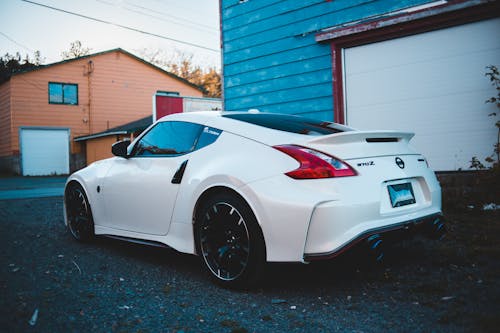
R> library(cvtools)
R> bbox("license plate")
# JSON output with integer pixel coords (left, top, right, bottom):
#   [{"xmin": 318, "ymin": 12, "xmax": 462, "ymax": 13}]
[{"xmin": 388, "ymin": 183, "xmax": 416, "ymax": 208}]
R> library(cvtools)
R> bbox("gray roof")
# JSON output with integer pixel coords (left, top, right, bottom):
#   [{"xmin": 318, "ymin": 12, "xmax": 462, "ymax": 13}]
[{"xmin": 75, "ymin": 115, "xmax": 152, "ymax": 141}]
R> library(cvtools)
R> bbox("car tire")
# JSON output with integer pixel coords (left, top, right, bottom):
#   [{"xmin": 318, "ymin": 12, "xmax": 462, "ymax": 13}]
[
  {"xmin": 65, "ymin": 182, "xmax": 95, "ymax": 242},
  {"xmin": 194, "ymin": 192, "xmax": 265, "ymax": 289}
]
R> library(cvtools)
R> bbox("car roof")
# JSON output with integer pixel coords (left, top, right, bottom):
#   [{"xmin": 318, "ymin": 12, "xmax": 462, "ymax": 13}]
[{"xmin": 157, "ymin": 111, "xmax": 353, "ymax": 146}]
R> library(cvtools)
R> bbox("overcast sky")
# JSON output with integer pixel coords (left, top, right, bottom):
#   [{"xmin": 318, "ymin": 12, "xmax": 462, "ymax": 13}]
[{"xmin": 0, "ymin": 0, "xmax": 221, "ymax": 69}]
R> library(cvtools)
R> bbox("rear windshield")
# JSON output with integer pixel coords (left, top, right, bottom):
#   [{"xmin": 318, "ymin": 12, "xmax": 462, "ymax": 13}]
[{"xmin": 223, "ymin": 113, "xmax": 350, "ymax": 136}]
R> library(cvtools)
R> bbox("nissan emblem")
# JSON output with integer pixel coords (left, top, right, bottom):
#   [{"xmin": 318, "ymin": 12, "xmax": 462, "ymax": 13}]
[{"xmin": 395, "ymin": 157, "xmax": 405, "ymax": 169}]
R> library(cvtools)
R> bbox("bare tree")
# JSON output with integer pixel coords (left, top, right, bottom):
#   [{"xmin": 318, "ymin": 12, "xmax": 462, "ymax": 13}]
[
  {"xmin": 138, "ymin": 48, "xmax": 221, "ymax": 98},
  {"xmin": 61, "ymin": 41, "xmax": 92, "ymax": 60}
]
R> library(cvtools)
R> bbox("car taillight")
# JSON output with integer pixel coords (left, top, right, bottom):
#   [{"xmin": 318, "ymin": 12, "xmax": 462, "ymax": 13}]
[{"xmin": 273, "ymin": 145, "xmax": 357, "ymax": 179}]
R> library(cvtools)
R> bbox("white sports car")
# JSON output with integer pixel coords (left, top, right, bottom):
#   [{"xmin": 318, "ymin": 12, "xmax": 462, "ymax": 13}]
[{"xmin": 64, "ymin": 111, "xmax": 445, "ymax": 288}]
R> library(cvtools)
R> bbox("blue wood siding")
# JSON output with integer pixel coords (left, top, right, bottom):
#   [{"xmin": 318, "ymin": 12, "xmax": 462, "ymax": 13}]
[{"xmin": 221, "ymin": 0, "xmax": 436, "ymax": 120}]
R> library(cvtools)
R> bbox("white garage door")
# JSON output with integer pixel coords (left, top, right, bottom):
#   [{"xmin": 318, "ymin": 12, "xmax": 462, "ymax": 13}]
[
  {"xmin": 20, "ymin": 128, "xmax": 70, "ymax": 176},
  {"xmin": 343, "ymin": 18, "xmax": 500, "ymax": 171}
]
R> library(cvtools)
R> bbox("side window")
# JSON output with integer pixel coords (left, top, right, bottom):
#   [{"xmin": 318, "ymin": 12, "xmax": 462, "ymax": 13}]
[
  {"xmin": 133, "ymin": 121, "xmax": 203, "ymax": 157},
  {"xmin": 195, "ymin": 127, "xmax": 222, "ymax": 150}
]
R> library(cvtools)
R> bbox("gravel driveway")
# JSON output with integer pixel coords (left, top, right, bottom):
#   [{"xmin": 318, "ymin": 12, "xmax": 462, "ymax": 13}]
[{"xmin": 0, "ymin": 195, "xmax": 498, "ymax": 332}]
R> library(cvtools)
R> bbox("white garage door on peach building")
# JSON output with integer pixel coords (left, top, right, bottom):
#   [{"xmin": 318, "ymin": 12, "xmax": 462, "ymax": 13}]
[{"xmin": 20, "ymin": 128, "xmax": 70, "ymax": 176}]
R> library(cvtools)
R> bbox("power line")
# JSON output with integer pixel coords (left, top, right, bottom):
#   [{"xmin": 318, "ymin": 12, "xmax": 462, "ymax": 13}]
[
  {"xmin": 124, "ymin": 1, "xmax": 218, "ymax": 32},
  {"xmin": 94, "ymin": 0, "xmax": 218, "ymax": 34},
  {"xmin": 20, "ymin": 0, "xmax": 220, "ymax": 53},
  {"xmin": 0, "ymin": 31, "xmax": 58, "ymax": 63},
  {"xmin": 148, "ymin": 0, "xmax": 209, "ymax": 18},
  {"xmin": 0, "ymin": 31, "xmax": 34, "ymax": 53}
]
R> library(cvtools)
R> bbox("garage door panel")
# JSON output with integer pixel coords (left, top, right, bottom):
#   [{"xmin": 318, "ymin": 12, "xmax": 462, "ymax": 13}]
[
  {"xmin": 348, "ymin": 89, "xmax": 497, "ymax": 171},
  {"xmin": 344, "ymin": 18, "xmax": 500, "ymax": 171},
  {"xmin": 21, "ymin": 129, "xmax": 70, "ymax": 176},
  {"xmin": 345, "ymin": 19, "xmax": 500, "ymax": 74},
  {"xmin": 346, "ymin": 51, "xmax": 499, "ymax": 109}
]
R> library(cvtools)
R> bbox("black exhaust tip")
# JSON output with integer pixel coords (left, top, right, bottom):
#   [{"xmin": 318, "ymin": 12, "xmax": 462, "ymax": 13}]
[
  {"xmin": 366, "ymin": 234, "xmax": 384, "ymax": 262},
  {"xmin": 426, "ymin": 217, "xmax": 446, "ymax": 240}
]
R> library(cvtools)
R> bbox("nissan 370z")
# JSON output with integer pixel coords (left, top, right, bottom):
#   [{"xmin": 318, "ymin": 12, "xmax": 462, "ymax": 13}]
[{"xmin": 64, "ymin": 111, "xmax": 445, "ymax": 288}]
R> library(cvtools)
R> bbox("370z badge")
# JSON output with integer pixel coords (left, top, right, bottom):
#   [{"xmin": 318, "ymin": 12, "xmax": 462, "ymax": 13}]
[{"xmin": 357, "ymin": 161, "xmax": 375, "ymax": 167}]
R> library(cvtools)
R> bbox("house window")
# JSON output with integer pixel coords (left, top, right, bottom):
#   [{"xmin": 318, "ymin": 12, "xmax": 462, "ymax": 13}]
[{"xmin": 49, "ymin": 82, "xmax": 78, "ymax": 105}]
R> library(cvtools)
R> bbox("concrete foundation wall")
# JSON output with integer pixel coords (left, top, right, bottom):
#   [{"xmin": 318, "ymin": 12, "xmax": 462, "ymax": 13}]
[
  {"xmin": 437, "ymin": 171, "xmax": 500, "ymax": 209},
  {"xmin": 0, "ymin": 155, "xmax": 20, "ymax": 175}
]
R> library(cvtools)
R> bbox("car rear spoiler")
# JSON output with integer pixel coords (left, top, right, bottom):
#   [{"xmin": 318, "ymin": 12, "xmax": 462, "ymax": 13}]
[{"xmin": 305, "ymin": 131, "xmax": 415, "ymax": 145}]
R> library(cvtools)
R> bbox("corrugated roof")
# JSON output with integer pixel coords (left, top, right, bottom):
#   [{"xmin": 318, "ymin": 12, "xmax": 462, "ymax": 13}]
[{"xmin": 75, "ymin": 115, "xmax": 152, "ymax": 141}]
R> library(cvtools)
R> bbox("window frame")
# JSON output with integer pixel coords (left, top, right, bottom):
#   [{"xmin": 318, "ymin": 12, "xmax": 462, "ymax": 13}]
[{"xmin": 48, "ymin": 82, "xmax": 79, "ymax": 105}]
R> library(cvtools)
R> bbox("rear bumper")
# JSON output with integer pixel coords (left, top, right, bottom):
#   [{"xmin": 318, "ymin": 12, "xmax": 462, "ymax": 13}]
[
  {"xmin": 241, "ymin": 165, "xmax": 442, "ymax": 262},
  {"xmin": 304, "ymin": 212, "xmax": 444, "ymax": 261}
]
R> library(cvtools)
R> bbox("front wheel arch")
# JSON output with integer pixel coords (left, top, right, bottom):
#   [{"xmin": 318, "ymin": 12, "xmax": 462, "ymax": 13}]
[
  {"xmin": 193, "ymin": 187, "xmax": 266, "ymax": 288},
  {"xmin": 64, "ymin": 180, "xmax": 95, "ymax": 242},
  {"xmin": 193, "ymin": 187, "xmax": 266, "ymax": 252}
]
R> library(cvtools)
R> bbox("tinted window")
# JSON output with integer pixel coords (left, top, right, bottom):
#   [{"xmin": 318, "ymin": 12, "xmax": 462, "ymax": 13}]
[
  {"xmin": 133, "ymin": 121, "xmax": 203, "ymax": 157},
  {"xmin": 223, "ymin": 113, "xmax": 349, "ymax": 135},
  {"xmin": 195, "ymin": 127, "xmax": 222, "ymax": 150}
]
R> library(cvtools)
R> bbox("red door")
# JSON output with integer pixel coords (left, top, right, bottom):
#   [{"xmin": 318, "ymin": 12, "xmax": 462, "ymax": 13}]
[{"xmin": 155, "ymin": 95, "xmax": 183, "ymax": 120}]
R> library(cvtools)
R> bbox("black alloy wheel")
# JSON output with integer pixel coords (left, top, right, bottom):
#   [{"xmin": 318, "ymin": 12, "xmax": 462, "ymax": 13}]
[
  {"xmin": 195, "ymin": 192, "xmax": 265, "ymax": 288},
  {"xmin": 65, "ymin": 182, "xmax": 95, "ymax": 241}
]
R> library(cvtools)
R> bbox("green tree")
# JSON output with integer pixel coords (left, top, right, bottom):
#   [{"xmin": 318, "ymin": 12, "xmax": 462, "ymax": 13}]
[{"xmin": 0, "ymin": 51, "xmax": 43, "ymax": 84}]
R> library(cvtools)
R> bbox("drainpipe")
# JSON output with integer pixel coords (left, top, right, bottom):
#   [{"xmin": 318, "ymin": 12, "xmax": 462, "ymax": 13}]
[{"xmin": 86, "ymin": 60, "xmax": 94, "ymax": 134}]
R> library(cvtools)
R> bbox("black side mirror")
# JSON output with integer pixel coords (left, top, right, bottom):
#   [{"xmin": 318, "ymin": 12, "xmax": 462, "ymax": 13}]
[{"xmin": 112, "ymin": 140, "xmax": 130, "ymax": 158}]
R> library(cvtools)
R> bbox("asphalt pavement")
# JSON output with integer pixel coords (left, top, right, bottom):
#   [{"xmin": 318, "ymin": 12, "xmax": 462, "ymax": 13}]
[
  {"xmin": 0, "ymin": 177, "xmax": 498, "ymax": 332},
  {"xmin": 0, "ymin": 176, "xmax": 66, "ymax": 200}
]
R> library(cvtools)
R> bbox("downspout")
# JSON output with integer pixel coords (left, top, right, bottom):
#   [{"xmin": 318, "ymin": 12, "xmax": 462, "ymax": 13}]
[
  {"xmin": 86, "ymin": 60, "xmax": 94, "ymax": 134},
  {"xmin": 219, "ymin": 0, "xmax": 225, "ymax": 109}
]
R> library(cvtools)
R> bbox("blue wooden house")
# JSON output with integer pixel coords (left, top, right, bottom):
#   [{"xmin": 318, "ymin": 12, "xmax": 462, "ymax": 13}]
[{"xmin": 220, "ymin": 0, "xmax": 500, "ymax": 171}]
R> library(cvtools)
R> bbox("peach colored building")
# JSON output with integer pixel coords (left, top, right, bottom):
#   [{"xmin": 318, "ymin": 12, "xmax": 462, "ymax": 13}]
[
  {"xmin": 75, "ymin": 115, "xmax": 152, "ymax": 165},
  {"xmin": 0, "ymin": 49, "xmax": 203, "ymax": 175}
]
